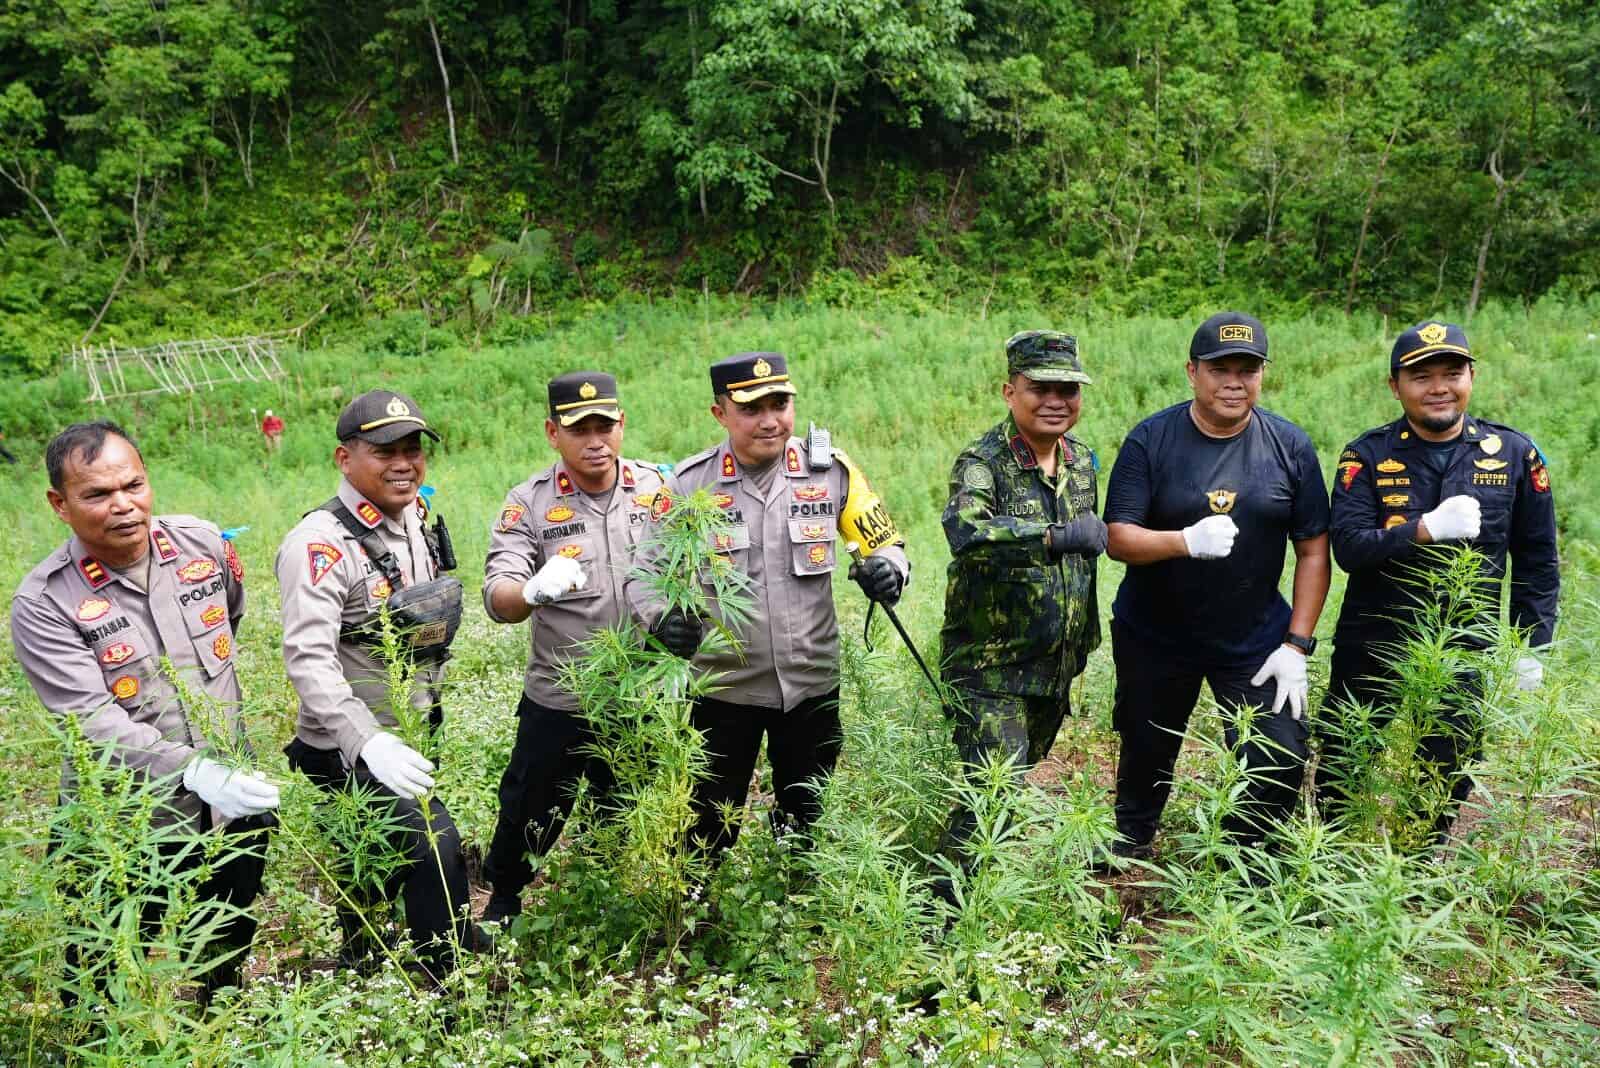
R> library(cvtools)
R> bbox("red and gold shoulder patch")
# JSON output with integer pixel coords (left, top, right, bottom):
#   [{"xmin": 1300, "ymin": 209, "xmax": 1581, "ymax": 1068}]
[
  {"xmin": 177, "ymin": 558, "xmax": 217, "ymax": 583},
  {"xmin": 111, "ymin": 675, "xmax": 139, "ymax": 701},
  {"xmin": 307, "ymin": 542, "xmax": 342, "ymax": 585},
  {"xmin": 355, "ymin": 501, "xmax": 383, "ymax": 527},
  {"xmin": 556, "ymin": 471, "xmax": 575, "ymax": 495},
  {"xmin": 101, "ymin": 642, "xmax": 136, "ymax": 666},
  {"xmin": 721, "ymin": 453, "xmax": 738, "ymax": 479},
  {"xmin": 793, "ymin": 484, "xmax": 828, "ymax": 502},
  {"xmin": 151, "ymin": 528, "xmax": 178, "ymax": 561},
  {"xmin": 807, "ymin": 544, "xmax": 829, "ymax": 566},
  {"xmin": 76, "ymin": 597, "xmax": 111, "ymax": 622},
  {"xmin": 556, "ymin": 543, "xmax": 584, "ymax": 559},
  {"xmin": 786, "ymin": 446, "xmax": 802, "ymax": 473},
  {"xmin": 1531, "ymin": 464, "xmax": 1551, "ymax": 493},
  {"xmin": 545, "ymin": 504, "xmax": 575, "ymax": 523},
  {"xmin": 212, "ymin": 633, "xmax": 232, "ymax": 661},
  {"xmin": 199, "ymin": 605, "xmax": 227, "ymax": 629},
  {"xmin": 1337, "ymin": 460, "xmax": 1363, "ymax": 491},
  {"xmin": 224, "ymin": 540, "xmax": 244, "ymax": 583},
  {"xmin": 79, "ymin": 557, "xmax": 110, "ymax": 589},
  {"xmin": 498, "ymin": 504, "xmax": 526, "ymax": 532}
]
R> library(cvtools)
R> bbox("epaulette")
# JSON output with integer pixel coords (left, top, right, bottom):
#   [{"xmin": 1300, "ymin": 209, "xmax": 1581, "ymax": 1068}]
[
  {"xmin": 674, "ymin": 444, "xmax": 721, "ymax": 473},
  {"xmin": 527, "ymin": 468, "xmax": 554, "ymax": 487}
]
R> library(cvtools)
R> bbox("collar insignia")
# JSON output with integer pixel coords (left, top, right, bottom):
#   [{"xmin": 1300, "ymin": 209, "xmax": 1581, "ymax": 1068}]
[
  {"xmin": 622, "ymin": 465, "xmax": 636, "ymax": 489},
  {"xmin": 555, "ymin": 471, "xmax": 575, "ymax": 495},
  {"xmin": 354, "ymin": 501, "xmax": 382, "ymax": 528},
  {"xmin": 79, "ymin": 556, "xmax": 111, "ymax": 589},
  {"xmin": 786, "ymin": 446, "xmax": 801, "ymax": 474},
  {"xmin": 151, "ymin": 529, "xmax": 178, "ymax": 561},
  {"xmin": 721, "ymin": 452, "xmax": 738, "ymax": 479}
]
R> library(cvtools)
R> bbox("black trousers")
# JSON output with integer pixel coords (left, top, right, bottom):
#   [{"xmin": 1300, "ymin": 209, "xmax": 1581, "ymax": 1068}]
[
  {"xmin": 1111, "ymin": 621, "xmax": 1309, "ymax": 848},
  {"xmin": 60, "ymin": 809, "xmax": 272, "ymax": 1005},
  {"xmin": 1315, "ymin": 640, "xmax": 1484, "ymax": 842},
  {"xmin": 482, "ymin": 694, "xmax": 618, "ymax": 896},
  {"xmin": 688, "ymin": 688, "xmax": 842, "ymax": 861},
  {"xmin": 286, "ymin": 739, "xmax": 471, "ymax": 972}
]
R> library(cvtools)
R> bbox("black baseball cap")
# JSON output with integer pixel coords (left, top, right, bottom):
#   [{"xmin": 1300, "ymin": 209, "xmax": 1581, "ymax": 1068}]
[
  {"xmin": 336, "ymin": 390, "xmax": 440, "ymax": 443},
  {"xmin": 710, "ymin": 352, "xmax": 797, "ymax": 402},
  {"xmin": 548, "ymin": 370, "xmax": 622, "ymax": 427},
  {"xmin": 1190, "ymin": 311, "xmax": 1270, "ymax": 362},
  {"xmin": 1390, "ymin": 321, "xmax": 1473, "ymax": 375}
]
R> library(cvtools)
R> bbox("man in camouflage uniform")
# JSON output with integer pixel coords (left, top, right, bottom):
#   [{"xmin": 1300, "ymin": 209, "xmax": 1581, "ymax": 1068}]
[
  {"xmin": 934, "ymin": 332, "xmax": 1107, "ymax": 895},
  {"xmin": 626, "ymin": 352, "xmax": 911, "ymax": 864},
  {"xmin": 11, "ymin": 421, "xmax": 277, "ymax": 1002},
  {"xmin": 479, "ymin": 371, "xmax": 666, "ymax": 926}
]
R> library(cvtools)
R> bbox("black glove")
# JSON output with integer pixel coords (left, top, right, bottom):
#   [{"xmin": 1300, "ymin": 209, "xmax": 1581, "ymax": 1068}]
[
  {"xmin": 849, "ymin": 553, "xmax": 904, "ymax": 606},
  {"xmin": 1045, "ymin": 515, "xmax": 1108, "ymax": 560},
  {"xmin": 651, "ymin": 608, "xmax": 702, "ymax": 659}
]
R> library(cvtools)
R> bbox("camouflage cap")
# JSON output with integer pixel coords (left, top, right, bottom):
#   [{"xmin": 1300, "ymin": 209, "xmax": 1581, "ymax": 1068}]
[{"xmin": 1005, "ymin": 330, "xmax": 1091, "ymax": 384}]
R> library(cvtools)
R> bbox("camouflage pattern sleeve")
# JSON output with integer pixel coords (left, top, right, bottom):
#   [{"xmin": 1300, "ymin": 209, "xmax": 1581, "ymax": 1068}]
[{"xmin": 942, "ymin": 453, "xmax": 1049, "ymax": 558}]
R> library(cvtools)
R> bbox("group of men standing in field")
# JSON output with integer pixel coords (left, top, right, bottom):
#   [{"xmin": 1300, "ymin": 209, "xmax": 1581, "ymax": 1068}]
[{"xmin": 10, "ymin": 313, "xmax": 1560, "ymax": 1003}]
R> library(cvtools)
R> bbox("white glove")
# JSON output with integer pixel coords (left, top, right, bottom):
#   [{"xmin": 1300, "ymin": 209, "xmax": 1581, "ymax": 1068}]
[
  {"xmin": 1250, "ymin": 645, "xmax": 1309, "ymax": 720},
  {"xmin": 522, "ymin": 555, "xmax": 587, "ymax": 605},
  {"xmin": 1513, "ymin": 655, "xmax": 1543, "ymax": 692},
  {"xmin": 359, "ymin": 731, "xmax": 435, "ymax": 799},
  {"xmin": 183, "ymin": 757, "xmax": 281, "ymax": 820},
  {"xmin": 1421, "ymin": 495, "xmax": 1480, "ymax": 541},
  {"xmin": 1181, "ymin": 515, "xmax": 1238, "ymax": 559}
]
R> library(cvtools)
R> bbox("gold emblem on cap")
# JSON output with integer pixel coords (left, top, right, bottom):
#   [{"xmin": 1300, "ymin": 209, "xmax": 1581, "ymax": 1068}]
[
  {"xmin": 1218, "ymin": 324, "xmax": 1254, "ymax": 343},
  {"xmin": 579, "ymin": 381, "xmax": 598, "ymax": 400},
  {"xmin": 752, "ymin": 358, "xmax": 772, "ymax": 378},
  {"xmin": 1418, "ymin": 322, "xmax": 1448, "ymax": 345},
  {"xmin": 1480, "ymin": 434, "xmax": 1502, "ymax": 456},
  {"xmin": 386, "ymin": 396, "xmax": 411, "ymax": 417}
]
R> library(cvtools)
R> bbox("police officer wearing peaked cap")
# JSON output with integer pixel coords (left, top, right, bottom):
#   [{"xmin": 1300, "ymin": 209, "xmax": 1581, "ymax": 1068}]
[
  {"xmin": 10, "ymin": 420, "xmax": 276, "ymax": 1003},
  {"xmin": 478, "ymin": 371, "xmax": 667, "ymax": 926},
  {"xmin": 1103, "ymin": 312, "xmax": 1332, "ymax": 861},
  {"xmin": 933, "ymin": 330, "xmax": 1106, "ymax": 901},
  {"xmin": 1316, "ymin": 321, "xmax": 1559, "ymax": 842},
  {"xmin": 626, "ymin": 351, "xmax": 911, "ymax": 864},
  {"xmin": 277, "ymin": 389, "xmax": 485, "ymax": 981}
]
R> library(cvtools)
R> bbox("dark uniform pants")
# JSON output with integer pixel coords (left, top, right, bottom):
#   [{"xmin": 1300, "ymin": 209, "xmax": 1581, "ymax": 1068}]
[
  {"xmin": 1315, "ymin": 641, "xmax": 1484, "ymax": 843},
  {"xmin": 937, "ymin": 687, "xmax": 1071, "ymax": 869},
  {"xmin": 688, "ymin": 689, "xmax": 842, "ymax": 860},
  {"xmin": 60, "ymin": 809, "xmax": 272, "ymax": 1005},
  {"xmin": 482, "ymin": 694, "xmax": 618, "ymax": 896},
  {"xmin": 1111, "ymin": 621, "xmax": 1309, "ymax": 848},
  {"xmin": 286, "ymin": 739, "xmax": 471, "ymax": 973}
]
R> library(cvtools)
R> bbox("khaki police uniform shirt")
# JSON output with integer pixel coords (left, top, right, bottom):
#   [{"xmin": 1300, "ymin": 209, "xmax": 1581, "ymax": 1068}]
[
  {"xmin": 10, "ymin": 516, "xmax": 247, "ymax": 823},
  {"xmin": 626, "ymin": 436, "xmax": 910, "ymax": 710},
  {"xmin": 483, "ymin": 458, "xmax": 665, "ymax": 709},
  {"xmin": 276, "ymin": 478, "xmax": 443, "ymax": 767}
]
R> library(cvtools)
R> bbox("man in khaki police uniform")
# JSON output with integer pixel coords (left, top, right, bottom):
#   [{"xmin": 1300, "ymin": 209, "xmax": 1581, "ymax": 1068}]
[
  {"xmin": 479, "ymin": 371, "xmax": 666, "ymax": 926},
  {"xmin": 277, "ymin": 390, "xmax": 478, "ymax": 978},
  {"xmin": 627, "ymin": 352, "xmax": 911, "ymax": 863},
  {"xmin": 12, "ymin": 420, "xmax": 278, "ymax": 1002}
]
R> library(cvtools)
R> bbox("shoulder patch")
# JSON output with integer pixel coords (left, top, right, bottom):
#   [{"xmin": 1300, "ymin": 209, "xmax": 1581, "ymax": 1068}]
[
  {"xmin": 962, "ymin": 463, "xmax": 995, "ymax": 492},
  {"xmin": 1337, "ymin": 459, "xmax": 1364, "ymax": 491},
  {"xmin": 224, "ymin": 540, "xmax": 244, "ymax": 583},
  {"xmin": 307, "ymin": 542, "xmax": 343, "ymax": 585},
  {"xmin": 1339, "ymin": 448, "xmax": 1361, "ymax": 462},
  {"xmin": 499, "ymin": 504, "xmax": 527, "ymax": 531}
]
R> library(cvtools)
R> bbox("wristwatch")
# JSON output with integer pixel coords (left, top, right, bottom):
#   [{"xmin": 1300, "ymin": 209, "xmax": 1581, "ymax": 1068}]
[{"xmin": 1283, "ymin": 632, "xmax": 1317, "ymax": 655}]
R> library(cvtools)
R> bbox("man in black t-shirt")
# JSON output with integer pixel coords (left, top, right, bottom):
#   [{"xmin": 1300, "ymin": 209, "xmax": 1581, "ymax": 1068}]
[{"xmin": 1103, "ymin": 312, "xmax": 1332, "ymax": 860}]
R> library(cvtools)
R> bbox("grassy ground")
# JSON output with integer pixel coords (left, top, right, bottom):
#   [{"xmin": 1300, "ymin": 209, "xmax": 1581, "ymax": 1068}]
[{"xmin": 1, "ymin": 299, "xmax": 1597, "ymax": 1065}]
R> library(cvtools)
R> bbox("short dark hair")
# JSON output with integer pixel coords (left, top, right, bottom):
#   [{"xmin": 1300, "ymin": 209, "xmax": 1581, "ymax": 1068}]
[{"xmin": 45, "ymin": 421, "xmax": 142, "ymax": 491}]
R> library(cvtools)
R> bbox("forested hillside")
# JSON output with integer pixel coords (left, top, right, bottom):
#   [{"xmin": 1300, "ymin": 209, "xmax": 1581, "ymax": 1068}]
[{"xmin": 3, "ymin": 0, "xmax": 1598, "ymax": 370}]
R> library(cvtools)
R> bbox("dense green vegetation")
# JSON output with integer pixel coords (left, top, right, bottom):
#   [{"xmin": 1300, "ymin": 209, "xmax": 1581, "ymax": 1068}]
[
  {"xmin": 4, "ymin": 1, "xmax": 1600, "ymax": 369},
  {"xmin": 1, "ymin": 304, "xmax": 1596, "ymax": 1064}
]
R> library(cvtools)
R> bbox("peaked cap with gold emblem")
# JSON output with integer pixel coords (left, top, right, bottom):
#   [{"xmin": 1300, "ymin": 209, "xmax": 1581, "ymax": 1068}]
[
  {"xmin": 548, "ymin": 370, "xmax": 622, "ymax": 427},
  {"xmin": 711, "ymin": 351, "xmax": 797, "ymax": 403},
  {"xmin": 1390, "ymin": 320, "xmax": 1473, "ymax": 374},
  {"xmin": 336, "ymin": 389, "xmax": 440, "ymax": 443}
]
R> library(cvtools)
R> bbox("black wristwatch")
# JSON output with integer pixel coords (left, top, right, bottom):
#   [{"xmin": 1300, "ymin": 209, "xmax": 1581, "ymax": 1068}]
[{"xmin": 1283, "ymin": 632, "xmax": 1317, "ymax": 655}]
